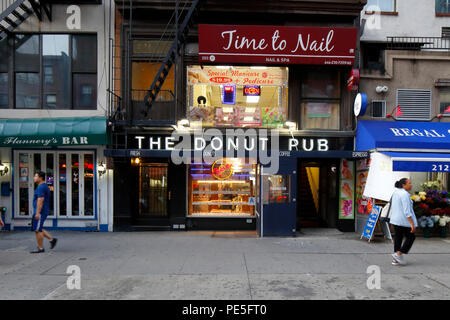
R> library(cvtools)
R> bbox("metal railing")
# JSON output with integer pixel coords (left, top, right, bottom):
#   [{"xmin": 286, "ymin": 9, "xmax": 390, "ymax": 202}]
[
  {"xmin": 132, "ymin": 89, "xmax": 174, "ymax": 102},
  {"xmin": 107, "ymin": 89, "xmax": 124, "ymax": 121},
  {"xmin": 387, "ymin": 37, "xmax": 450, "ymax": 51}
]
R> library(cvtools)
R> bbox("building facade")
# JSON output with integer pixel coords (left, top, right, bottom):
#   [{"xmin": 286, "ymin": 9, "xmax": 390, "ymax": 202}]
[
  {"xmin": 0, "ymin": 0, "xmax": 115, "ymax": 231},
  {"xmin": 107, "ymin": 0, "xmax": 368, "ymax": 235},
  {"xmin": 355, "ymin": 0, "xmax": 450, "ymax": 234}
]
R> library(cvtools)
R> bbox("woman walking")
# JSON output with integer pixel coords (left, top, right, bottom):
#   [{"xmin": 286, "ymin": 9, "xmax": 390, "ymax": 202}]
[{"xmin": 390, "ymin": 178, "xmax": 418, "ymax": 266}]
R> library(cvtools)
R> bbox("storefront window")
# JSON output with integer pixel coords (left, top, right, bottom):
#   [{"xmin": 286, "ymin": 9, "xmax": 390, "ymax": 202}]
[
  {"xmin": 300, "ymin": 69, "xmax": 340, "ymax": 130},
  {"xmin": 187, "ymin": 66, "xmax": 288, "ymax": 128},
  {"xmin": 188, "ymin": 158, "xmax": 257, "ymax": 217}
]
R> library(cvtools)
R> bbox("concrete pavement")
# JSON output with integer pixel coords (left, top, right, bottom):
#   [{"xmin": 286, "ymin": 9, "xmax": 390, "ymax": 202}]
[{"xmin": 1, "ymin": 229, "xmax": 450, "ymax": 300}]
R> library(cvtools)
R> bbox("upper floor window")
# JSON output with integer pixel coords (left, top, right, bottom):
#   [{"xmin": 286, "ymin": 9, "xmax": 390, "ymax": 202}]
[
  {"xmin": 0, "ymin": 34, "xmax": 97, "ymax": 110},
  {"xmin": 300, "ymin": 69, "xmax": 341, "ymax": 130},
  {"xmin": 364, "ymin": 0, "xmax": 396, "ymax": 13},
  {"xmin": 436, "ymin": 0, "xmax": 450, "ymax": 14}
]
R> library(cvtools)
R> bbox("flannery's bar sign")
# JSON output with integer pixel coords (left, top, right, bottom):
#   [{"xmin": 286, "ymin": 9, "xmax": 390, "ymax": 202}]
[
  {"xmin": 1, "ymin": 136, "xmax": 90, "ymax": 146},
  {"xmin": 199, "ymin": 24, "xmax": 358, "ymax": 65}
]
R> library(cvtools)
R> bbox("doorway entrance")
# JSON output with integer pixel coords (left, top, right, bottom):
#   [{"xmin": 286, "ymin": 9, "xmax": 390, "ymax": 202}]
[
  {"xmin": 14, "ymin": 150, "xmax": 95, "ymax": 218},
  {"xmin": 297, "ymin": 159, "xmax": 339, "ymax": 229},
  {"xmin": 132, "ymin": 162, "xmax": 171, "ymax": 229}
]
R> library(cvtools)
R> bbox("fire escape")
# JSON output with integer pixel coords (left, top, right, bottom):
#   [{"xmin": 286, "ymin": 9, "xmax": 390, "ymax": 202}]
[
  {"xmin": 0, "ymin": 0, "xmax": 52, "ymax": 41},
  {"xmin": 108, "ymin": 0, "xmax": 205, "ymax": 129}
]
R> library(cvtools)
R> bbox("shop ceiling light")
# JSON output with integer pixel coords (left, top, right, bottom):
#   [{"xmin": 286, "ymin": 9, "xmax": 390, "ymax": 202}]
[{"xmin": 246, "ymin": 96, "xmax": 260, "ymax": 104}]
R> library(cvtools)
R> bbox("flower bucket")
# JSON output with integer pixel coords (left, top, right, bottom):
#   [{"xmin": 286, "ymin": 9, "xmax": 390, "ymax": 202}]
[
  {"xmin": 440, "ymin": 226, "xmax": 448, "ymax": 238},
  {"xmin": 423, "ymin": 227, "xmax": 432, "ymax": 238}
]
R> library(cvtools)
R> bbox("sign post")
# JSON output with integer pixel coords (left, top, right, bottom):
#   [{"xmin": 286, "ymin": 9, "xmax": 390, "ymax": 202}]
[{"xmin": 361, "ymin": 205, "xmax": 382, "ymax": 242}]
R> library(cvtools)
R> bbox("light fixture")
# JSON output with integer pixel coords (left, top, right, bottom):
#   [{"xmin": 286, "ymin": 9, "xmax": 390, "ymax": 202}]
[
  {"xmin": 284, "ymin": 121, "xmax": 297, "ymax": 130},
  {"xmin": 131, "ymin": 157, "xmax": 141, "ymax": 165},
  {"xmin": 97, "ymin": 162, "xmax": 106, "ymax": 176},
  {"xmin": 177, "ymin": 119, "xmax": 190, "ymax": 128},
  {"xmin": 246, "ymin": 96, "xmax": 260, "ymax": 103},
  {"xmin": 0, "ymin": 162, "xmax": 8, "ymax": 176}
]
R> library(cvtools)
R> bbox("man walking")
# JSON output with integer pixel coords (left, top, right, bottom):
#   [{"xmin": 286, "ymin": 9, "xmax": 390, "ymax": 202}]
[{"xmin": 30, "ymin": 171, "xmax": 57, "ymax": 253}]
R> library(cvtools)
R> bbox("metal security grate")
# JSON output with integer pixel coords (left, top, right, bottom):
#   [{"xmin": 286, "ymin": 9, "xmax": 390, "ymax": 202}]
[
  {"xmin": 396, "ymin": 89, "xmax": 432, "ymax": 120},
  {"xmin": 371, "ymin": 100, "xmax": 386, "ymax": 118}
]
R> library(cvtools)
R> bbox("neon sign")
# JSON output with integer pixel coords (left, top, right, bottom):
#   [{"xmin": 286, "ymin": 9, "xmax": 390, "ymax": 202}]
[
  {"xmin": 211, "ymin": 159, "xmax": 234, "ymax": 180},
  {"xmin": 243, "ymin": 85, "xmax": 261, "ymax": 96},
  {"xmin": 222, "ymin": 85, "xmax": 236, "ymax": 105}
]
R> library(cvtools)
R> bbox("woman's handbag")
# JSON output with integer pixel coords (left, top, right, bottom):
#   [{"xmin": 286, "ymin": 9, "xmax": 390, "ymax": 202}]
[{"xmin": 380, "ymin": 197, "xmax": 393, "ymax": 223}]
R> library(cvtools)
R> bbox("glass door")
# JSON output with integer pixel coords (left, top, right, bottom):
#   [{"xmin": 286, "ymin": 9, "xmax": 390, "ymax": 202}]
[
  {"xmin": 56, "ymin": 151, "xmax": 95, "ymax": 217},
  {"xmin": 138, "ymin": 164, "xmax": 168, "ymax": 217},
  {"xmin": 15, "ymin": 150, "xmax": 94, "ymax": 218},
  {"xmin": 15, "ymin": 151, "xmax": 56, "ymax": 217}
]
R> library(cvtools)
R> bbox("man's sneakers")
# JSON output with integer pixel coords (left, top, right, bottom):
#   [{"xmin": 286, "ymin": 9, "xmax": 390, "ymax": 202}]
[
  {"xmin": 392, "ymin": 253, "xmax": 407, "ymax": 266},
  {"xmin": 50, "ymin": 238, "xmax": 58, "ymax": 249},
  {"xmin": 30, "ymin": 248, "xmax": 45, "ymax": 254},
  {"xmin": 392, "ymin": 259, "xmax": 399, "ymax": 266}
]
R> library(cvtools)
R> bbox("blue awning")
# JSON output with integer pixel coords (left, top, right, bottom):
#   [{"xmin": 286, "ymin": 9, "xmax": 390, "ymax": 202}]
[
  {"xmin": 356, "ymin": 120, "xmax": 450, "ymax": 151},
  {"xmin": 382, "ymin": 152, "xmax": 450, "ymax": 172}
]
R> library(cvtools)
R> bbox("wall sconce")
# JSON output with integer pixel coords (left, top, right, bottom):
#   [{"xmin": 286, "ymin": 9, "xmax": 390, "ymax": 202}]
[
  {"xmin": 284, "ymin": 121, "xmax": 296, "ymax": 131},
  {"xmin": 0, "ymin": 162, "xmax": 8, "ymax": 176},
  {"xmin": 131, "ymin": 157, "xmax": 141, "ymax": 166},
  {"xmin": 97, "ymin": 162, "xmax": 106, "ymax": 176}
]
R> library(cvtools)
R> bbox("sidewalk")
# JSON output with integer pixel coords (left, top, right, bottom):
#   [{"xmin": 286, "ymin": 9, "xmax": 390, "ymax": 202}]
[{"xmin": 1, "ymin": 230, "xmax": 450, "ymax": 300}]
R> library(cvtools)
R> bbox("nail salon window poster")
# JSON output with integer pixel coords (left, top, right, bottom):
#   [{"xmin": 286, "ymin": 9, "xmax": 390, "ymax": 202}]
[{"xmin": 339, "ymin": 159, "xmax": 355, "ymax": 220}]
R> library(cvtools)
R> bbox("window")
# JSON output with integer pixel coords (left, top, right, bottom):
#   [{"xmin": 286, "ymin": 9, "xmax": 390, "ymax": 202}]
[
  {"xmin": 0, "ymin": 34, "xmax": 97, "ymax": 109},
  {"xmin": 436, "ymin": 0, "xmax": 450, "ymax": 14},
  {"xmin": 396, "ymin": 89, "xmax": 432, "ymax": 120},
  {"xmin": 364, "ymin": 0, "xmax": 396, "ymax": 12},
  {"xmin": 73, "ymin": 74, "xmax": 96, "ymax": 109},
  {"xmin": 43, "ymin": 35, "xmax": 70, "ymax": 109},
  {"xmin": 439, "ymin": 91, "xmax": 450, "ymax": 115},
  {"xmin": 0, "ymin": 39, "xmax": 8, "ymax": 108},
  {"xmin": 0, "ymin": 73, "xmax": 7, "ymax": 108},
  {"xmin": 186, "ymin": 65, "xmax": 288, "ymax": 128},
  {"xmin": 46, "ymin": 95, "xmax": 57, "ymax": 108},
  {"xmin": 361, "ymin": 43, "xmax": 386, "ymax": 75},
  {"xmin": 188, "ymin": 158, "xmax": 257, "ymax": 217},
  {"xmin": 443, "ymin": 27, "xmax": 450, "ymax": 38},
  {"xmin": 371, "ymin": 100, "xmax": 386, "ymax": 118},
  {"xmin": 300, "ymin": 69, "xmax": 340, "ymax": 130}
]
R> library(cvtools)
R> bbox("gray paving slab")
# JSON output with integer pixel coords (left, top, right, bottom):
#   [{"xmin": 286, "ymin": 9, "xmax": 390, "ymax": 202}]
[
  {"xmin": 1, "ymin": 230, "xmax": 450, "ymax": 300},
  {"xmin": 44, "ymin": 275, "xmax": 252, "ymax": 300}
]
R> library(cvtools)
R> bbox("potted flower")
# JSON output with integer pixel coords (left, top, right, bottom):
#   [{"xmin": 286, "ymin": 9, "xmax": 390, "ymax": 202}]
[
  {"xmin": 418, "ymin": 216, "xmax": 434, "ymax": 238},
  {"xmin": 437, "ymin": 215, "xmax": 450, "ymax": 238}
]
